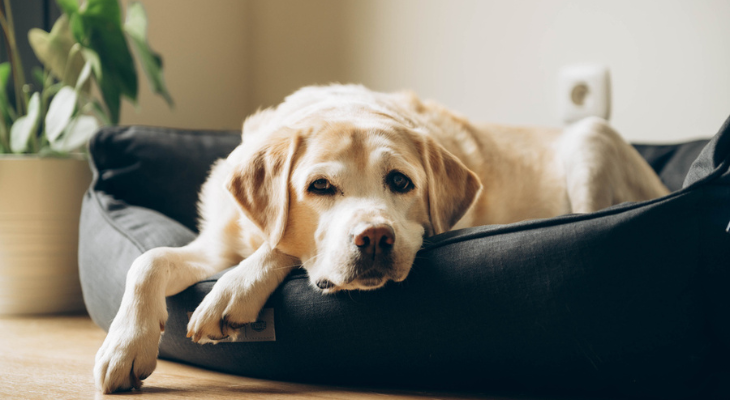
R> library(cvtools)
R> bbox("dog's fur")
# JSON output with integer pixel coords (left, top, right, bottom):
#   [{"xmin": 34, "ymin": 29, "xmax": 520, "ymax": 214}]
[{"xmin": 94, "ymin": 84, "xmax": 669, "ymax": 393}]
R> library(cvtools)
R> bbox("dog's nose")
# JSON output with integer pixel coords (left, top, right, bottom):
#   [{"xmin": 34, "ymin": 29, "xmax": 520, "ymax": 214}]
[{"xmin": 352, "ymin": 224, "xmax": 395, "ymax": 254}]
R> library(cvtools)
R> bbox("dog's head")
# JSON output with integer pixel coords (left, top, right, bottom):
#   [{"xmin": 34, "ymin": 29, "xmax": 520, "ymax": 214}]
[{"xmin": 227, "ymin": 85, "xmax": 481, "ymax": 292}]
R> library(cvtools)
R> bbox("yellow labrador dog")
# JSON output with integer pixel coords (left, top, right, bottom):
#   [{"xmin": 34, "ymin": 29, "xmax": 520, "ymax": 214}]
[{"xmin": 94, "ymin": 84, "xmax": 669, "ymax": 393}]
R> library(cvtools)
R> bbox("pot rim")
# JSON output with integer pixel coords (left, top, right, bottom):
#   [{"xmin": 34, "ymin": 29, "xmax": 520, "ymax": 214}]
[{"xmin": 0, "ymin": 153, "xmax": 88, "ymax": 161}]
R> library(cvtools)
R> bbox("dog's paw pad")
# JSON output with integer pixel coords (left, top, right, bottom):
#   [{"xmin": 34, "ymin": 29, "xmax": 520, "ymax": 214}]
[{"xmin": 94, "ymin": 318, "xmax": 161, "ymax": 393}]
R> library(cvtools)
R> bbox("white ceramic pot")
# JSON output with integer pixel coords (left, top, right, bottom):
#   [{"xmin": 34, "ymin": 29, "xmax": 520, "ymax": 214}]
[{"xmin": 0, "ymin": 156, "xmax": 92, "ymax": 315}]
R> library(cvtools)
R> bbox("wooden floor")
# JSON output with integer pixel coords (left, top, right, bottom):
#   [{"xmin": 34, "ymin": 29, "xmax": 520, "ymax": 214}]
[{"xmin": 0, "ymin": 315, "xmax": 528, "ymax": 400}]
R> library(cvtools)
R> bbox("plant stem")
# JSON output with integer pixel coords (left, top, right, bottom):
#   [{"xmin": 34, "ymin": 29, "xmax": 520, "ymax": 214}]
[
  {"xmin": 1, "ymin": 0, "xmax": 27, "ymax": 116},
  {"xmin": 0, "ymin": 11, "xmax": 8, "ymax": 45},
  {"xmin": 63, "ymin": 44, "xmax": 81, "ymax": 85}
]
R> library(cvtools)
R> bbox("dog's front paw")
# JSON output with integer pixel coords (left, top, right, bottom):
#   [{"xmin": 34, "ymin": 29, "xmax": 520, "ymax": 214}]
[
  {"xmin": 186, "ymin": 277, "xmax": 262, "ymax": 344},
  {"xmin": 94, "ymin": 315, "xmax": 163, "ymax": 393}
]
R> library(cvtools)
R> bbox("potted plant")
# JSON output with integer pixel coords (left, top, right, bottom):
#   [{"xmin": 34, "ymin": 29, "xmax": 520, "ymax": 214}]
[{"xmin": 0, "ymin": 0, "xmax": 172, "ymax": 314}]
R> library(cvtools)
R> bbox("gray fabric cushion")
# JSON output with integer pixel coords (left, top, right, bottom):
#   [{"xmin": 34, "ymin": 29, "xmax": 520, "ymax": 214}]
[{"xmin": 79, "ymin": 121, "xmax": 730, "ymax": 399}]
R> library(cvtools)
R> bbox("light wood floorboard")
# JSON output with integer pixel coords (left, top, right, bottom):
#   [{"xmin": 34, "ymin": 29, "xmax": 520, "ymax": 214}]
[{"xmin": 0, "ymin": 315, "xmax": 525, "ymax": 400}]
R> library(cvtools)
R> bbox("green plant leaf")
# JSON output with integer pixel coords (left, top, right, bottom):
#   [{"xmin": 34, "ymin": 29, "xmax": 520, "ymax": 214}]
[
  {"xmin": 0, "ymin": 62, "xmax": 13, "ymax": 112},
  {"xmin": 0, "ymin": 117, "xmax": 7, "ymax": 152},
  {"xmin": 90, "ymin": 50, "xmax": 122, "ymax": 124},
  {"xmin": 31, "ymin": 67, "xmax": 45, "ymax": 88},
  {"xmin": 45, "ymin": 86, "xmax": 77, "ymax": 142},
  {"xmin": 28, "ymin": 15, "xmax": 86, "ymax": 88},
  {"xmin": 124, "ymin": 2, "xmax": 173, "ymax": 106},
  {"xmin": 50, "ymin": 115, "xmax": 99, "ymax": 152},
  {"xmin": 0, "ymin": 62, "xmax": 12, "ymax": 151},
  {"xmin": 10, "ymin": 93, "xmax": 41, "ymax": 153},
  {"xmin": 70, "ymin": 0, "xmax": 138, "ymax": 107},
  {"xmin": 0, "ymin": 114, "xmax": 7, "ymax": 153},
  {"xmin": 77, "ymin": 46, "xmax": 115, "ymax": 123},
  {"xmin": 10, "ymin": 117, "xmax": 32, "ymax": 153},
  {"xmin": 43, "ymin": 82, "xmax": 64, "ymax": 100},
  {"xmin": 38, "ymin": 146, "xmax": 64, "ymax": 157},
  {"xmin": 80, "ymin": 47, "xmax": 101, "ymax": 79},
  {"xmin": 0, "ymin": 62, "xmax": 11, "ymax": 92},
  {"xmin": 0, "ymin": 62, "xmax": 14, "ymax": 124},
  {"xmin": 75, "ymin": 59, "xmax": 92, "ymax": 91},
  {"xmin": 56, "ymin": 0, "xmax": 79, "ymax": 15},
  {"xmin": 89, "ymin": 98, "xmax": 112, "ymax": 126}
]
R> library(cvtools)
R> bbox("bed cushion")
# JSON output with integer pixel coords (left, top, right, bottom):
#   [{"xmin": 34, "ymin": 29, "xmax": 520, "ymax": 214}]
[{"xmin": 79, "ymin": 120, "xmax": 730, "ymax": 399}]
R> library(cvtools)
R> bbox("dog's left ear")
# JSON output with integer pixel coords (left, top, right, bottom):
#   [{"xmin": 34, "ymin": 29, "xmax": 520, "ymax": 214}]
[
  {"xmin": 227, "ymin": 130, "xmax": 302, "ymax": 248},
  {"xmin": 421, "ymin": 136, "xmax": 482, "ymax": 235}
]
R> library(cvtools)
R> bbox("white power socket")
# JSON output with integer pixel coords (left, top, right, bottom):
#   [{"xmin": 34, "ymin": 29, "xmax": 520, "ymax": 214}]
[{"xmin": 558, "ymin": 65, "xmax": 611, "ymax": 124}]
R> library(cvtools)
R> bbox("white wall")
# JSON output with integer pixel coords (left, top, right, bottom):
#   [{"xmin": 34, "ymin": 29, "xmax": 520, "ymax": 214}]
[
  {"xmin": 341, "ymin": 0, "xmax": 730, "ymax": 142},
  {"xmin": 121, "ymin": 0, "xmax": 730, "ymax": 142}
]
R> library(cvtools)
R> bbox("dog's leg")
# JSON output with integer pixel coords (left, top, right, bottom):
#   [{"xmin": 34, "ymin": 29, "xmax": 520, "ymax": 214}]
[
  {"xmin": 94, "ymin": 237, "xmax": 234, "ymax": 394},
  {"xmin": 560, "ymin": 117, "xmax": 669, "ymax": 213},
  {"xmin": 186, "ymin": 244, "xmax": 296, "ymax": 343}
]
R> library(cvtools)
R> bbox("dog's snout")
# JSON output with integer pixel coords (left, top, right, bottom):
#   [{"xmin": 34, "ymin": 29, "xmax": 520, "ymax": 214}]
[{"xmin": 352, "ymin": 224, "xmax": 395, "ymax": 254}]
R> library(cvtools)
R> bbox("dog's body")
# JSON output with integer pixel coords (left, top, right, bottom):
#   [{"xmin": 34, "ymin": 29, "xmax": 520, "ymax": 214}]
[{"xmin": 94, "ymin": 85, "xmax": 669, "ymax": 393}]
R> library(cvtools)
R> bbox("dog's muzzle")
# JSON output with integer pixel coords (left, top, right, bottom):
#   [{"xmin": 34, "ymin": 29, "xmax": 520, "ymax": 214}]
[
  {"xmin": 315, "ymin": 222, "xmax": 397, "ymax": 291},
  {"xmin": 350, "ymin": 222, "xmax": 395, "ymax": 285}
]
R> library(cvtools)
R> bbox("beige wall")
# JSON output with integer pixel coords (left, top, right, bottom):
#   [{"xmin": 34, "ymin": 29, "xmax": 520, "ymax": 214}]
[
  {"xmin": 119, "ymin": 0, "xmax": 250, "ymax": 131},
  {"xmin": 120, "ymin": 0, "xmax": 730, "ymax": 142}
]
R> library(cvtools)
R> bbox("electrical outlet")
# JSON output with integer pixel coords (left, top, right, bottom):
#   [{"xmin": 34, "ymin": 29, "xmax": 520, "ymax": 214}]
[{"xmin": 558, "ymin": 65, "xmax": 611, "ymax": 124}]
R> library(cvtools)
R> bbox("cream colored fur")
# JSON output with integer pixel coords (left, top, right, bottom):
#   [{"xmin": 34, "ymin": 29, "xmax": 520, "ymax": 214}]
[{"xmin": 94, "ymin": 84, "xmax": 669, "ymax": 393}]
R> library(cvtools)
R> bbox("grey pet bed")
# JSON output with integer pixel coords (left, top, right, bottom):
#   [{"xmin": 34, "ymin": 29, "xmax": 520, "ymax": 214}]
[{"xmin": 79, "ymin": 119, "xmax": 730, "ymax": 399}]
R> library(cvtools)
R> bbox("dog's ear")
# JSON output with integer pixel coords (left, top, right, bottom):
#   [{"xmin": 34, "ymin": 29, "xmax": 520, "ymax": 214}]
[
  {"xmin": 227, "ymin": 130, "xmax": 302, "ymax": 248},
  {"xmin": 421, "ymin": 136, "xmax": 482, "ymax": 235}
]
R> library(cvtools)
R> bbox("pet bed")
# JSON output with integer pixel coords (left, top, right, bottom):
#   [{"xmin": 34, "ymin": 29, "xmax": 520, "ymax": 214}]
[{"xmin": 79, "ymin": 119, "xmax": 730, "ymax": 399}]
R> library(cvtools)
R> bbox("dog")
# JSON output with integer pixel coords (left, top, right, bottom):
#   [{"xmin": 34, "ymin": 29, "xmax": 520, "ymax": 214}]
[{"xmin": 94, "ymin": 84, "xmax": 669, "ymax": 393}]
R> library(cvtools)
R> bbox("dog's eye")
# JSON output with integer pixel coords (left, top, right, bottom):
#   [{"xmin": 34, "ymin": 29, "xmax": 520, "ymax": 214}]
[
  {"xmin": 387, "ymin": 171, "xmax": 413, "ymax": 193},
  {"xmin": 308, "ymin": 178, "xmax": 336, "ymax": 195}
]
